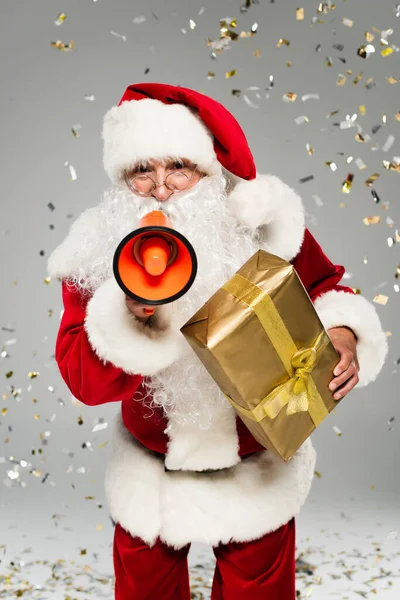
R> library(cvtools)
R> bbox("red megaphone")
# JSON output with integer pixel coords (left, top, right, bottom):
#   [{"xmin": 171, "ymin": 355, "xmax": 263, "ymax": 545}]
[{"xmin": 113, "ymin": 211, "xmax": 197, "ymax": 306}]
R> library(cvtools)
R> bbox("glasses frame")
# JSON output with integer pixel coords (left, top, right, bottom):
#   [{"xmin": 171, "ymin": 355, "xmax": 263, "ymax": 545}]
[{"xmin": 124, "ymin": 165, "xmax": 199, "ymax": 197}]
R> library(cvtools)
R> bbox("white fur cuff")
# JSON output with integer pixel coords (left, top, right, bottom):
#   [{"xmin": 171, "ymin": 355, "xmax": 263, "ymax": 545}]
[
  {"xmin": 314, "ymin": 290, "xmax": 388, "ymax": 387},
  {"xmin": 84, "ymin": 278, "xmax": 187, "ymax": 376},
  {"xmin": 228, "ymin": 174, "xmax": 305, "ymax": 261}
]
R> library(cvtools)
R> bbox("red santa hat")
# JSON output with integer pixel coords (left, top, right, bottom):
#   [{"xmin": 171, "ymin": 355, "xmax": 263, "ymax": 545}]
[{"xmin": 102, "ymin": 82, "xmax": 256, "ymax": 185}]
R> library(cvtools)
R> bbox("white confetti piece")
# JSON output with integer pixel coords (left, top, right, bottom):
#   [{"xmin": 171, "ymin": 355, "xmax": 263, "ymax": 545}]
[
  {"xmin": 382, "ymin": 134, "xmax": 395, "ymax": 152},
  {"xmin": 333, "ymin": 425, "xmax": 342, "ymax": 436},
  {"xmin": 342, "ymin": 17, "xmax": 353, "ymax": 27},
  {"xmin": 111, "ymin": 31, "xmax": 127, "ymax": 41},
  {"xmin": 92, "ymin": 422, "xmax": 108, "ymax": 432},
  {"xmin": 355, "ymin": 157, "xmax": 366, "ymax": 170},
  {"xmin": 243, "ymin": 95, "xmax": 259, "ymax": 108},
  {"xmin": 84, "ymin": 94, "xmax": 95, "ymax": 101},
  {"xmin": 132, "ymin": 16, "xmax": 146, "ymax": 24},
  {"xmin": 294, "ymin": 115, "xmax": 310, "ymax": 125},
  {"xmin": 312, "ymin": 195, "xmax": 323, "ymax": 207},
  {"xmin": 64, "ymin": 161, "xmax": 77, "ymax": 181},
  {"xmin": 301, "ymin": 93, "xmax": 320, "ymax": 101}
]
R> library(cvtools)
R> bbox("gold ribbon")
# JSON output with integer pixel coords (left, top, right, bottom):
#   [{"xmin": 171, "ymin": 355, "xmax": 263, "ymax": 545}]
[{"xmin": 222, "ymin": 273, "xmax": 330, "ymax": 426}]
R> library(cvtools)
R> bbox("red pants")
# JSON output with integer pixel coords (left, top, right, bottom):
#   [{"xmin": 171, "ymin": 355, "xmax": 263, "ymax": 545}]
[{"xmin": 113, "ymin": 518, "xmax": 296, "ymax": 599}]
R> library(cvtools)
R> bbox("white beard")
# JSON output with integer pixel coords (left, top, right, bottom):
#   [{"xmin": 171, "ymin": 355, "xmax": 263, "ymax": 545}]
[{"xmin": 70, "ymin": 175, "xmax": 258, "ymax": 428}]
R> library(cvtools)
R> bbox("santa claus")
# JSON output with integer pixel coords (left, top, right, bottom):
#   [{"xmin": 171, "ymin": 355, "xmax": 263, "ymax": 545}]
[{"xmin": 48, "ymin": 83, "xmax": 388, "ymax": 599}]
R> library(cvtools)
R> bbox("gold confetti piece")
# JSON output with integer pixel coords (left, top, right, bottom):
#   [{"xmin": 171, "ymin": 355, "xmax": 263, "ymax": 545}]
[
  {"xmin": 55, "ymin": 13, "xmax": 67, "ymax": 26},
  {"xmin": 333, "ymin": 425, "xmax": 342, "ymax": 436},
  {"xmin": 207, "ymin": 72, "xmax": 215, "ymax": 79},
  {"xmin": 355, "ymin": 133, "xmax": 366, "ymax": 142},
  {"xmin": 44, "ymin": 277, "xmax": 51, "ymax": 284},
  {"xmin": 363, "ymin": 216, "xmax": 381, "ymax": 225},
  {"xmin": 353, "ymin": 72, "xmax": 363, "ymax": 84},
  {"xmin": 51, "ymin": 40, "xmax": 74, "ymax": 51},
  {"xmin": 373, "ymin": 294, "xmax": 388, "ymax": 305},
  {"xmin": 326, "ymin": 161, "xmax": 338, "ymax": 171},
  {"xmin": 342, "ymin": 17, "xmax": 353, "ymax": 27},
  {"xmin": 342, "ymin": 173, "xmax": 354, "ymax": 193},
  {"xmin": 78, "ymin": 416, "xmax": 84, "ymax": 425},
  {"xmin": 283, "ymin": 92, "xmax": 297, "ymax": 102},
  {"xmin": 48, "ymin": 309, "xmax": 53, "ymax": 317},
  {"xmin": 34, "ymin": 414, "xmax": 40, "ymax": 420},
  {"xmin": 359, "ymin": 104, "xmax": 366, "ymax": 115},
  {"xmin": 365, "ymin": 173, "xmax": 380, "ymax": 187},
  {"xmin": 325, "ymin": 56, "xmax": 333, "ymax": 67},
  {"xmin": 71, "ymin": 124, "xmax": 82, "ymax": 137},
  {"xmin": 383, "ymin": 159, "xmax": 400, "ymax": 172},
  {"xmin": 253, "ymin": 48, "xmax": 261, "ymax": 57},
  {"xmin": 286, "ymin": 61, "xmax": 292, "ymax": 67},
  {"xmin": 336, "ymin": 74, "xmax": 346, "ymax": 86},
  {"xmin": 277, "ymin": 38, "xmax": 290, "ymax": 48},
  {"xmin": 387, "ymin": 76, "xmax": 399, "ymax": 84},
  {"xmin": 365, "ymin": 31, "xmax": 374, "ymax": 42},
  {"xmin": 314, "ymin": 470, "xmax": 322, "ymax": 478},
  {"xmin": 225, "ymin": 69, "xmax": 237, "ymax": 79},
  {"xmin": 306, "ymin": 144, "xmax": 315, "ymax": 155},
  {"xmin": 5, "ymin": 371, "xmax": 13, "ymax": 378},
  {"xmin": 1, "ymin": 408, "xmax": 7, "ymax": 416},
  {"xmin": 296, "ymin": 8, "xmax": 304, "ymax": 20},
  {"xmin": 96, "ymin": 524, "xmax": 104, "ymax": 531},
  {"xmin": 28, "ymin": 372, "xmax": 39, "ymax": 379},
  {"xmin": 381, "ymin": 47, "xmax": 393, "ymax": 57}
]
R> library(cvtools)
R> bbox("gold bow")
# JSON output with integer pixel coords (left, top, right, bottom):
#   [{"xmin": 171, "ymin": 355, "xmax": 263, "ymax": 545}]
[{"xmin": 222, "ymin": 274, "xmax": 330, "ymax": 426}]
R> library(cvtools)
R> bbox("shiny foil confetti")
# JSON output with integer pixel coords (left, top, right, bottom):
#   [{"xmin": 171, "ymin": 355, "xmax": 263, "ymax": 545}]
[
  {"xmin": 283, "ymin": 92, "xmax": 297, "ymax": 102},
  {"xmin": 381, "ymin": 46, "xmax": 394, "ymax": 56},
  {"xmin": 296, "ymin": 8, "xmax": 305, "ymax": 20},
  {"xmin": 342, "ymin": 17, "xmax": 354, "ymax": 27},
  {"xmin": 383, "ymin": 159, "xmax": 400, "ymax": 172},
  {"xmin": 64, "ymin": 161, "xmax": 77, "ymax": 181},
  {"xmin": 333, "ymin": 425, "xmax": 342, "ymax": 436},
  {"xmin": 365, "ymin": 173, "xmax": 380, "ymax": 186},
  {"xmin": 55, "ymin": 12, "xmax": 67, "ymax": 26},
  {"xmin": 363, "ymin": 216, "xmax": 381, "ymax": 225},
  {"xmin": 110, "ymin": 31, "xmax": 126, "ymax": 41},
  {"xmin": 277, "ymin": 38, "xmax": 290, "ymax": 48},
  {"xmin": 225, "ymin": 69, "xmax": 237, "ymax": 79},
  {"xmin": 51, "ymin": 40, "xmax": 74, "ymax": 51},
  {"xmin": 342, "ymin": 173, "xmax": 354, "ymax": 193},
  {"xmin": 373, "ymin": 294, "xmax": 389, "ymax": 305}
]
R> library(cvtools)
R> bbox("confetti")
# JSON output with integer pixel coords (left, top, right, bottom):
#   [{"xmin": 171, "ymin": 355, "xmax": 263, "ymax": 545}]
[
  {"xmin": 207, "ymin": 72, "xmax": 215, "ymax": 79},
  {"xmin": 333, "ymin": 425, "xmax": 342, "ymax": 436},
  {"xmin": 381, "ymin": 46, "xmax": 393, "ymax": 56},
  {"xmin": 342, "ymin": 17, "xmax": 353, "ymax": 27},
  {"xmin": 225, "ymin": 69, "xmax": 237, "ymax": 78},
  {"xmin": 299, "ymin": 175, "xmax": 314, "ymax": 183},
  {"xmin": 294, "ymin": 115, "xmax": 310, "ymax": 124},
  {"xmin": 302, "ymin": 93, "xmax": 319, "ymax": 101},
  {"xmin": 363, "ymin": 216, "xmax": 381, "ymax": 225},
  {"xmin": 326, "ymin": 161, "xmax": 338, "ymax": 171},
  {"xmin": 64, "ymin": 161, "xmax": 77, "ymax": 181},
  {"xmin": 387, "ymin": 76, "xmax": 399, "ymax": 83},
  {"xmin": 296, "ymin": 8, "xmax": 305, "ymax": 20},
  {"xmin": 312, "ymin": 194, "xmax": 323, "ymax": 207},
  {"xmin": 383, "ymin": 159, "xmax": 400, "ymax": 172},
  {"xmin": 365, "ymin": 31, "xmax": 375, "ymax": 42},
  {"xmin": 353, "ymin": 72, "xmax": 363, "ymax": 84},
  {"xmin": 336, "ymin": 74, "xmax": 346, "ymax": 86},
  {"xmin": 306, "ymin": 144, "xmax": 315, "ymax": 156},
  {"xmin": 71, "ymin": 124, "xmax": 82, "ymax": 137},
  {"xmin": 277, "ymin": 38, "xmax": 290, "ymax": 48},
  {"xmin": 325, "ymin": 56, "xmax": 333, "ymax": 67},
  {"xmin": 51, "ymin": 40, "xmax": 74, "ymax": 51},
  {"xmin": 283, "ymin": 92, "xmax": 297, "ymax": 102},
  {"xmin": 382, "ymin": 134, "xmax": 395, "ymax": 152},
  {"xmin": 189, "ymin": 19, "xmax": 196, "ymax": 30},
  {"xmin": 371, "ymin": 189, "xmax": 381, "ymax": 203},
  {"xmin": 373, "ymin": 294, "xmax": 389, "ymax": 305},
  {"xmin": 342, "ymin": 173, "xmax": 354, "ymax": 193},
  {"xmin": 55, "ymin": 13, "xmax": 67, "ymax": 26},
  {"xmin": 395, "ymin": 4, "xmax": 400, "ymax": 17},
  {"xmin": 132, "ymin": 16, "xmax": 146, "ymax": 24},
  {"xmin": 111, "ymin": 31, "xmax": 126, "ymax": 41},
  {"xmin": 355, "ymin": 157, "xmax": 366, "ymax": 169},
  {"xmin": 365, "ymin": 173, "xmax": 380, "ymax": 186},
  {"xmin": 357, "ymin": 44, "xmax": 375, "ymax": 58},
  {"xmin": 84, "ymin": 94, "xmax": 95, "ymax": 101},
  {"xmin": 92, "ymin": 422, "xmax": 108, "ymax": 432},
  {"xmin": 243, "ymin": 95, "xmax": 259, "ymax": 109}
]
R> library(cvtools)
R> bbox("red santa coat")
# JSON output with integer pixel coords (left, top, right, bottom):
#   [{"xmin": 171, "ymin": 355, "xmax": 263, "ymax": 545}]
[{"xmin": 49, "ymin": 175, "xmax": 387, "ymax": 549}]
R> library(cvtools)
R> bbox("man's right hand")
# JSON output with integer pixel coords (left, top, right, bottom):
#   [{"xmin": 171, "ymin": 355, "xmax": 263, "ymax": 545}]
[{"xmin": 125, "ymin": 296, "xmax": 161, "ymax": 323}]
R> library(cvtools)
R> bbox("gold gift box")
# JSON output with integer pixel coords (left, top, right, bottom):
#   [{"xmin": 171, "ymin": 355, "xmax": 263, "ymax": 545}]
[{"xmin": 180, "ymin": 250, "xmax": 342, "ymax": 461}]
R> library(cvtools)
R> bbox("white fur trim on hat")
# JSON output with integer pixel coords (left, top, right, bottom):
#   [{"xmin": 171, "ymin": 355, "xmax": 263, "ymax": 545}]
[
  {"xmin": 84, "ymin": 278, "xmax": 187, "ymax": 376},
  {"xmin": 228, "ymin": 174, "xmax": 306, "ymax": 261},
  {"xmin": 314, "ymin": 290, "xmax": 388, "ymax": 387},
  {"xmin": 102, "ymin": 98, "xmax": 222, "ymax": 184}
]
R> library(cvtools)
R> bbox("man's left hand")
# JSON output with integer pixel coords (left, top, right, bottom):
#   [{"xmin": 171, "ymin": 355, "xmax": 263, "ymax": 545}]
[{"xmin": 327, "ymin": 326, "xmax": 360, "ymax": 400}]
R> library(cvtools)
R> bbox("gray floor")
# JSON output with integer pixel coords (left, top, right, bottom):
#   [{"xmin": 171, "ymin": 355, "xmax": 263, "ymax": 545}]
[{"xmin": 1, "ymin": 492, "xmax": 399, "ymax": 599}]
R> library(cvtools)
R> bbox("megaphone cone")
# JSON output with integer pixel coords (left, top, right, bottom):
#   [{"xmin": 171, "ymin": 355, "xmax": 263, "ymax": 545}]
[{"xmin": 113, "ymin": 211, "xmax": 197, "ymax": 305}]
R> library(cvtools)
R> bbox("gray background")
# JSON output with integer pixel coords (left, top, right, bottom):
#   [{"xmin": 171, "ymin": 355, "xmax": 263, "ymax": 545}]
[{"xmin": 0, "ymin": 0, "xmax": 399, "ymax": 596}]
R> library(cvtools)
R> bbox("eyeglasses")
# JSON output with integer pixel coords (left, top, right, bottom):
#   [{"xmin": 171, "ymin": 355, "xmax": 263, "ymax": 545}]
[{"xmin": 124, "ymin": 166, "xmax": 199, "ymax": 197}]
